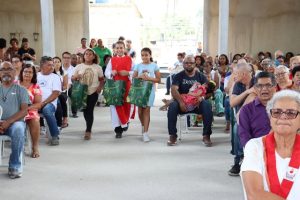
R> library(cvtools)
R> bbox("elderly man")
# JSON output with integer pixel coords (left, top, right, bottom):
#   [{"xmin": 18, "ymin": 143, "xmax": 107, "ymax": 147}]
[
  {"xmin": 238, "ymin": 72, "xmax": 276, "ymax": 148},
  {"xmin": 37, "ymin": 56, "xmax": 61, "ymax": 145},
  {"xmin": 0, "ymin": 61, "xmax": 30, "ymax": 179},
  {"xmin": 228, "ymin": 62, "xmax": 254, "ymax": 176},
  {"xmin": 167, "ymin": 55, "xmax": 213, "ymax": 146}
]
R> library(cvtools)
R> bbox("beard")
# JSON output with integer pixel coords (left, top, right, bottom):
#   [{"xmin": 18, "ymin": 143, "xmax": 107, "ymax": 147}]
[
  {"xmin": 1, "ymin": 75, "xmax": 12, "ymax": 82},
  {"xmin": 185, "ymin": 68, "xmax": 194, "ymax": 73}
]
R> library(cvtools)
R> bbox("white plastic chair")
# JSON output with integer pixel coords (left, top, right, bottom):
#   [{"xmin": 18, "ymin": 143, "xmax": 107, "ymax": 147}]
[{"xmin": 177, "ymin": 113, "xmax": 202, "ymax": 140}]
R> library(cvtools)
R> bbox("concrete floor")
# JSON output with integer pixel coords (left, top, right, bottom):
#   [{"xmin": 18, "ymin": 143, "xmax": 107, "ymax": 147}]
[{"xmin": 0, "ymin": 88, "xmax": 244, "ymax": 200}]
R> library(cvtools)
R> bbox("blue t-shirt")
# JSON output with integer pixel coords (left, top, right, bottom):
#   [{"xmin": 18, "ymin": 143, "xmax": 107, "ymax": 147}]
[
  {"xmin": 133, "ymin": 62, "xmax": 159, "ymax": 107},
  {"xmin": 172, "ymin": 70, "xmax": 207, "ymax": 94}
]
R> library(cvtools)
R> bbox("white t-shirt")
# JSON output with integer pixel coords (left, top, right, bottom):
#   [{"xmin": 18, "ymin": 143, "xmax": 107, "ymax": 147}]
[
  {"xmin": 62, "ymin": 64, "xmax": 75, "ymax": 85},
  {"xmin": 241, "ymin": 137, "xmax": 300, "ymax": 200},
  {"xmin": 37, "ymin": 72, "xmax": 62, "ymax": 108}
]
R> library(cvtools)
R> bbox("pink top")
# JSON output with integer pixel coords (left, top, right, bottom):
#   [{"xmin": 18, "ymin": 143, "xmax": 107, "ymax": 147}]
[{"xmin": 25, "ymin": 84, "xmax": 42, "ymax": 121}]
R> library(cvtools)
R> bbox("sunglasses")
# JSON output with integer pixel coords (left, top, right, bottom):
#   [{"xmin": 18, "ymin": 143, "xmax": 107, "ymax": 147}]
[{"xmin": 270, "ymin": 108, "xmax": 300, "ymax": 119}]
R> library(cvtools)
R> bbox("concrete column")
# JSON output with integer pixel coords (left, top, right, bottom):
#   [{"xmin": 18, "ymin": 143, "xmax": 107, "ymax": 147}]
[
  {"xmin": 40, "ymin": 0, "xmax": 55, "ymax": 57},
  {"xmin": 218, "ymin": 0, "xmax": 229, "ymax": 55},
  {"xmin": 203, "ymin": 0, "xmax": 210, "ymax": 54},
  {"xmin": 83, "ymin": 0, "xmax": 90, "ymax": 41}
]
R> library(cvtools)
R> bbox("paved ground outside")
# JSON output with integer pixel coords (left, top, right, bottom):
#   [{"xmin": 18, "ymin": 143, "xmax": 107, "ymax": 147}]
[{"xmin": 0, "ymin": 87, "xmax": 244, "ymax": 200}]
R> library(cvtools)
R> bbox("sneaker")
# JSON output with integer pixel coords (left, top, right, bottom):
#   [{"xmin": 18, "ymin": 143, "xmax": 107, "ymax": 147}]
[
  {"xmin": 50, "ymin": 137, "xmax": 59, "ymax": 146},
  {"xmin": 142, "ymin": 132, "xmax": 150, "ymax": 142},
  {"xmin": 40, "ymin": 126, "xmax": 46, "ymax": 135},
  {"xmin": 8, "ymin": 168, "xmax": 22, "ymax": 179},
  {"xmin": 122, "ymin": 123, "xmax": 129, "ymax": 132},
  {"xmin": 202, "ymin": 135, "xmax": 212, "ymax": 147},
  {"xmin": 114, "ymin": 126, "xmax": 123, "ymax": 139},
  {"xmin": 228, "ymin": 164, "xmax": 240, "ymax": 176},
  {"xmin": 167, "ymin": 135, "xmax": 177, "ymax": 146},
  {"xmin": 165, "ymin": 92, "xmax": 170, "ymax": 95}
]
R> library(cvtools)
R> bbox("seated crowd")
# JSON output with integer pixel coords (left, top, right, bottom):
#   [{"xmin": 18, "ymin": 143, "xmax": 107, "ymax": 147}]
[{"xmin": 0, "ymin": 35, "xmax": 299, "ymax": 200}]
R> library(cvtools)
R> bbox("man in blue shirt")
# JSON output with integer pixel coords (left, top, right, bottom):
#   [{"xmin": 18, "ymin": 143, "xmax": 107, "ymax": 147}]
[
  {"xmin": 238, "ymin": 72, "xmax": 276, "ymax": 147},
  {"xmin": 167, "ymin": 55, "xmax": 213, "ymax": 147}
]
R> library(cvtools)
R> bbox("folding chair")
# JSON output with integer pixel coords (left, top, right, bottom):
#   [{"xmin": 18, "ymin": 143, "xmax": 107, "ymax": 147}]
[{"xmin": 177, "ymin": 113, "xmax": 202, "ymax": 140}]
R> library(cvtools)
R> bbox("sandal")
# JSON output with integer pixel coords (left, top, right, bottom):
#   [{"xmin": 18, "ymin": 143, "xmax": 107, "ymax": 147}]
[
  {"xmin": 84, "ymin": 132, "xmax": 91, "ymax": 140},
  {"xmin": 61, "ymin": 123, "xmax": 69, "ymax": 128},
  {"xmin": 159, "ymin": 105, "xmax": 168, "ymax": 111},
  {"xmin": 31, "ymin": 149, "xmax": 40, "ymax": 158}
]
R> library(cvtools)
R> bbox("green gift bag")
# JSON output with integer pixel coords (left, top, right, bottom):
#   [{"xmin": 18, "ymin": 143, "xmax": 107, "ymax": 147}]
[
  {"xmin": 128, "ymin": 78, "xmax": 153, "ymax": 107},
  {"xmin": 71, "ymin": 81, "xmax": 88, "ymax": 110},
  {"xmin": 103, "ymin": 79, "xmax": 126, "ymax": 106}
]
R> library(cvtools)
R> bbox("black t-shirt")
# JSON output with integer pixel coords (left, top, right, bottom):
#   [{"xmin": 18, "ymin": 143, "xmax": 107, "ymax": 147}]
[
  {"xmin": 18, "ymin": 48, "xmax": 35, "ymax": 61},
  {"xmin": 172, "ymin": 70, "xmax": 208, "ymax": 94}
]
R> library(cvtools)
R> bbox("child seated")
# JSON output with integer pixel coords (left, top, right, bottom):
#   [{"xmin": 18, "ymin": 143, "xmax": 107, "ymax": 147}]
[{"xmin": 160, "ymin": 82, "xmax": 207, "ymax": 111}]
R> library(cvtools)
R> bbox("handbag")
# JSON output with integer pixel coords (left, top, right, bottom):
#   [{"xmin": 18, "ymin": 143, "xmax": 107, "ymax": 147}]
[
  {"xmin": 127, "ymin": 78, "xmax": 153, "ymax": 107},
  {"xmin": 102, "ymin": 79, "xmax": 126, "ymax": 106},
  {"xmin": 70, "ymin": 81, "xmax": 88, "ymax": 110}
]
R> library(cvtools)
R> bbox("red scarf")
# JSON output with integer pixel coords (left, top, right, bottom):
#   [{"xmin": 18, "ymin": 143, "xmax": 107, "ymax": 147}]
[{"xmin": 263, "ymin": 132, "xmax": 300, "ymax": 198}]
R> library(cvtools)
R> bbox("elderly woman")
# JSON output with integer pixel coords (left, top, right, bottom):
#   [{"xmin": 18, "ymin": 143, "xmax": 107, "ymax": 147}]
[
  {"xmin": 241, "ymin": 90, "xmax": 300, "ymax": 200},
  {"xmin": 275, "ymin": 65, "xmax": 293, "ymax": 90}
]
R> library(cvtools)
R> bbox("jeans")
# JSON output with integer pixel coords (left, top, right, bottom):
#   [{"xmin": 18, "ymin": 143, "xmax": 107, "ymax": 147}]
[
  {"xmin": 167, "ymin": 99, "xmax": 213, "ymax": 137},
  {"xmin": 4, "ymin": 121, "xmax": 26, "ymax": 172},
  {"xmin": 214, "ymin": 89, "xmax": 224, "ymax": 114},
  {"xmin": 224, "ymin": 96, "xmax": 230, "ymax": 122},
  {"xmin": 230, "ymin": 108, "xmax": 243, "ymax": 165},
  {"xmin": 42, "ymin": 103, "xmax": 59, "ymax": 137},
  {"xmin": 83, "ymin": 92, "xmax": 99, "ymax": 132}
]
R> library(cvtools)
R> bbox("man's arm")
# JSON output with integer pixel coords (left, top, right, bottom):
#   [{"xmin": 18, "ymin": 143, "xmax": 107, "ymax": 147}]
[
  {"xmin": 171, "ymin": 85, "xmax": 186, "ymax": 112},
  {"xmin": 0, "ymin": 103, "xmax": 28, "ymax": 133},
  {"xmin": 238, "ymin": 106, "xmax": 252, "ymax": 147},
  {"xmin": 41, "ymin": 91, "xmax": 60, "ymax": 108}
]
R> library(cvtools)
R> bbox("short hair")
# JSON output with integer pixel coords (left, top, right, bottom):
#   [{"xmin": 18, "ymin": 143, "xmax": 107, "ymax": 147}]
[
  {"xmin": 254, "ymin": 71, "xmax": 276, "ymax": 86},
  {"xmin": 126, "ymin": 39, "xmax": 132, "ymax": 44},
  {"xmin": 0, "ymin": 61, "xmax": 13, "ymax": 68},
  {"xmin": 19, "ymin": 64, "xmax": 37, "ymax": 84},
  {"xmin": 237, "ymin": 62, "xmax": 252, "ymax": 72},
  {"xmin": 265, "ymin": 51, "xmax": 272, "ymax": 59},
  {"xmin": 40, "ymin": 56, "xmax": 53, "ymax": 66},
  {"xmin": 290, "ymin": 56, "xmax": 300, "ymax": 65},
  {"xmin": 266, "ymin": 90, "xmax": 300, "ymax": 117},
  {"xmin": 62, "ymin": 51, "xmax": 71, "ymax": 57},
  {"xmin": 9, "ymin": 38, "xmax": 19, "ymax": 45},
  {"xmin": 292, "ymin": 65, "xmax": 300, "ymax": 77},
  {"xmin": 275, "ymin": 65, "xmax": 289, "ymax": 73},
  {"xmin": 118, "ymin": 36, "xmax": 125, "ymax": 41},
  {"xmin": 0, "ymin": 38, "xmax": 6, "ymax": 48},
  {"xmin": 81, "ymin": 38, "xmax": 87, "ymax": 42},
  {"xmin": 177, "ymin": 52, "xmax": 184, "ymax": 57},
  {"xmin": 82, "ymin": 48, "xmax": 99, "ymax": 64},
  {"xmin": 103, "ymin": 54, "xmax": 112, "ymax": 64},
  {"xmin": 22, "ymin": 37, "xmax": 29, "ymax": 43},
  {"xmin": 11, "ymin": 54, "xmax": 22, "ymax": 62}
]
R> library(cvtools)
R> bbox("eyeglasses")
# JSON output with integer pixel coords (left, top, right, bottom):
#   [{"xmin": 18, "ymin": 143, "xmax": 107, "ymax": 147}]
[
  {"xmin": 255, "ymin": 83, "xmax": 274, "ymax": 90},
  {"xmin": 0, "ymin": 68, "xmax": 14, "ymax": 72},
  {"xmin": 275, "ymin": 72, "xmax": 286, "ymax": 78},
  {"xmin": 184, "ymin": 62, "xmax": 195, "ymax": 65},
  {"xmin": 23, "ymin": 70, "xmax": 33, "ymax": 74},
  {"xmin": 270, "ymin": 108, "xmax": 300, "ymax": 119}
]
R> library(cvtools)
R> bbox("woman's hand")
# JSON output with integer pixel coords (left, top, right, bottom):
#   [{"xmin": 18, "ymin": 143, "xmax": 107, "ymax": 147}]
[{"xmin": 111, "ymin": 70, "xmax": 117, "ymax": 76}]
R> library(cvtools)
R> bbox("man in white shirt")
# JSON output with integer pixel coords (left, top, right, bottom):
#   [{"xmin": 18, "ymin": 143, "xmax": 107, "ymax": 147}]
[
  {"xmin": 37, "ymin": 56, "xmax": 61, "ymax": 145},
  {"xmin": 61, "ymin": 51, "xmax": 77, "ymax": 118}
]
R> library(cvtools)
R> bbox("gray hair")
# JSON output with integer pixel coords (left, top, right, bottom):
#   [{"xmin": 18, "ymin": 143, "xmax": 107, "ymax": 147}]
[
  {"xmin": 237, "ymin": 62, "xmax": 252, "ymax": 72},
  {"xmin": 275, "ymin": 65, "xmax": 289, "ymax": 73},
  {"xmin": 266, "ymin": 90, "xmax": 300, "ymax": 117},
  {"xmin": 0, "ymin": 61, "xmax": 13, "ymax": 69}
]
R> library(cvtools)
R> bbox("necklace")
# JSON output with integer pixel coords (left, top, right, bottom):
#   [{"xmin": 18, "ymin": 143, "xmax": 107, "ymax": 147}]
[{"xmin": 1, "ymin": 85, "xmax": 14, "ymax": 102}]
